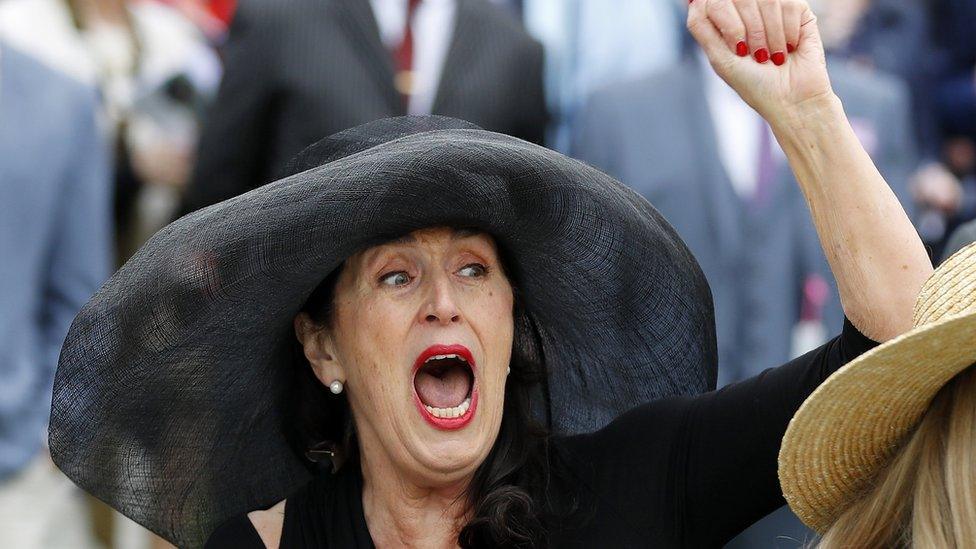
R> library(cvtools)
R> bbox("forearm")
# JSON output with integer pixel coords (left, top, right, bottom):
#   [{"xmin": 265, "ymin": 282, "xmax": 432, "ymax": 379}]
[{"xmin": 770, "ymin": 93, "xmax": 932, "ymax": 341}]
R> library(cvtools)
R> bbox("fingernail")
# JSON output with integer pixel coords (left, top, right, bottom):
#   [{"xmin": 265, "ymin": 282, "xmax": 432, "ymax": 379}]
[
  {"xmin": 771, "ymin": 51, "xmax": 786, "ymax": 65},
  {"xmin": 754, "ymin": 48, "xmax": 769, "ymax": 63},
  {"xmin": 787, "ymin": 43, "xmax": 796, "ymax": 53},
  {"xmin": 736, "ymin": 41, "xmax": 749, "ymax": 57}
]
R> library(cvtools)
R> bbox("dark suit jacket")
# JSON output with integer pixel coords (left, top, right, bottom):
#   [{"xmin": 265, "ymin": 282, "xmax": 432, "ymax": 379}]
[{"xmin": 182, "ymin": 0, "xmax": 547, "ymax": 213}]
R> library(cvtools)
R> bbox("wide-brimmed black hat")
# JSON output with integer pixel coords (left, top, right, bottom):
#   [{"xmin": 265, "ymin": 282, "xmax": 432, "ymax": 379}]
[{"xmin": 49, "ymin": 116, "xmax": 716, "ymax": 547}]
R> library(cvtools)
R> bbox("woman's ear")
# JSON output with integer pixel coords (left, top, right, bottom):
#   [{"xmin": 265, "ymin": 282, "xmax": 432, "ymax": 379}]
[{"xmin": 294, "ymin": 313, "xmax": 346, "ymax": 386}]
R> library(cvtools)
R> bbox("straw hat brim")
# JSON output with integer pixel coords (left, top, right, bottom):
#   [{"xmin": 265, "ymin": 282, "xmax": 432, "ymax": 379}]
[{"xmin": 778, "ymin": 310, "xmax": 976, "ymax": 533}]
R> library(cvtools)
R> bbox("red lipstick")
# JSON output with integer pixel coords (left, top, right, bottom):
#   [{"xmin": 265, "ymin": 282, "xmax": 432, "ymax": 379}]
[{"xmin": 412, "ymin": 344, "xmax": 478, "ymax": 430}]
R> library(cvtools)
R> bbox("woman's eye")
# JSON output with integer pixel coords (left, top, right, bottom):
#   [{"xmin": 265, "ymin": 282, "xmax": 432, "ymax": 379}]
[
  {"xmin": 457, "ymin": 263, "xmax": 488, "ymax": 278},
  {"xmin": 380, "ymin": 271, "xmax": 411, "ymax": 286}
]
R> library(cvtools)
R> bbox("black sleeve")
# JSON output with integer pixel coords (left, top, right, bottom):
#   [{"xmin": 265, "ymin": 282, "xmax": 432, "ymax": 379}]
[
  {"xmin": 678, "ymin": 317, "xmax": 878, "ymax": 546},
  {"xmin": 179, "ymin": 0, "xmax": 277, "ymax": 216},
  {"xmin": 555, "ymin": 318, "xmax": 878, "ymax": 547},
  {"xmin": 204, "ymin": 513, "xmax": 266, "ymax": 549}
]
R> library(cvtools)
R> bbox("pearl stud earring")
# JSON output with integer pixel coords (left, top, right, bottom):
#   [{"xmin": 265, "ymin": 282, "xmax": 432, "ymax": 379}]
[
  {"xmin": 329, "ymin": 380, "xmax": 344, "ymax": 394},
  {"xmin": 507, "ymin": 366, "xmax": 511, "ymax": 375}
]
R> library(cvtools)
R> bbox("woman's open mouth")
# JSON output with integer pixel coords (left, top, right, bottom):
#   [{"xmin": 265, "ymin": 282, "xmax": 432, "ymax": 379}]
[{"xmin": 412, "ymin": 344, "xmax": 478, "ymax": 430}]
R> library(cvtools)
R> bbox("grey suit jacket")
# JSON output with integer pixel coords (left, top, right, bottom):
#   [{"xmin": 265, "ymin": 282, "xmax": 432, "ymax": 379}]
[
  {"xmin": 182, "ymin": 0, "xmax": 547, "ymax": 213},
  {"xmin": 573, "ymin": 57, "xmax": 916, "ymax": 383},
  {"xmin": 0, "ymin": 44, "xmax": 111, "ymax": 478}
]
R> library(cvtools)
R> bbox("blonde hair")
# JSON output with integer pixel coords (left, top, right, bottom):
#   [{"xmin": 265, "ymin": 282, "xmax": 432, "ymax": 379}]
[{"xmin": 816, "ymin": 365, "xmax": 976, "ymax": 549}]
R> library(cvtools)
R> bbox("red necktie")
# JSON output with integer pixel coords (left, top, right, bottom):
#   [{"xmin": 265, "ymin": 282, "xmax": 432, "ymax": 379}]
[{"xmin": 393, "ymin": 0, "xmax": 421, "ymax": 107}]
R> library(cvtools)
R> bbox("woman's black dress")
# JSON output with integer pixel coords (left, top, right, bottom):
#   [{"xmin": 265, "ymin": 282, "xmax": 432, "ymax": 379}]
[{"xmin": 207, "ymin": 320, "xmax": 876, "ymax": 548}]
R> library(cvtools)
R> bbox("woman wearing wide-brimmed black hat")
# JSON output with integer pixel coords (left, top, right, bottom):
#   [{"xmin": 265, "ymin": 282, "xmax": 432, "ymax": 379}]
[{"xmin": 49, "ymin": 1, "xmax": 933, "ymax": 548}]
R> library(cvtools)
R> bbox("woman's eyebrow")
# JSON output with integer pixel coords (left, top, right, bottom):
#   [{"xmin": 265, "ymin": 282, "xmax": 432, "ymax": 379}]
[
  {"xmin": 452, "ymin": 228, "xmax": 481, "ymax": 240},
  {"xmin": 359, "ymin": 242, "xmax": 408, "ymax": 272},
  {"xmin": 389, "ymin": 234, "xmax": 417, "ymax": 245}
]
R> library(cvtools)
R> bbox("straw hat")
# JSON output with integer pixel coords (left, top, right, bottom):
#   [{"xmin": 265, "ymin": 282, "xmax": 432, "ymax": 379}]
[{"xmin": 779, "ymin": 241, "xmax": 976, "ymax": 533}]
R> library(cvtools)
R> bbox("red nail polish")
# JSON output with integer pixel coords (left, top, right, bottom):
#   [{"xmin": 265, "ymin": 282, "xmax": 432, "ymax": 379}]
[
  {"xmin": 754, "ymin": 48, "xmax": 769, "ymax": 63},
  {"xmin": 736, "ymin": 41, "xmax": 749, "ymax": 57},
  {"xmin": 771, "ymin": 51, "xmax": 786, "ymax": 65},
  {"xmin": 787, "ymin": 43, "xmax": 796, "ymax": 53}
]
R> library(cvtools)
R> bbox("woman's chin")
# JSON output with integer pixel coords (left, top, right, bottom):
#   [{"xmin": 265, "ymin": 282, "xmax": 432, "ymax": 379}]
[{"xmin": 409, "ymin": 433, "xmax": 490, "ymax": 478}]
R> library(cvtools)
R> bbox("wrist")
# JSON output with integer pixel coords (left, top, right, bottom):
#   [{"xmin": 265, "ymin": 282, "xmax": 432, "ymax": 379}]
[
  {"xmin": 768, "ymin": 93, "xmax": 850, "ymax": 158},
  {"xmin": 767, "ymin": 92, "xmax": 845, "ymax": 135}
]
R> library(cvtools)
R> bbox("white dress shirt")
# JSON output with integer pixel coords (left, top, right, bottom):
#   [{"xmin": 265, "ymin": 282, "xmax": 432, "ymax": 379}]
[{"xmin": 370, "ymin": 0, "xmax": 456, "ymax": 116}]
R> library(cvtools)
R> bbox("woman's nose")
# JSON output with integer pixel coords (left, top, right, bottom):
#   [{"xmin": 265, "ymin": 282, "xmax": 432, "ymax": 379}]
[{"xmin": 422, "ymin": 274, "xmax": 461, "ymax": 325}]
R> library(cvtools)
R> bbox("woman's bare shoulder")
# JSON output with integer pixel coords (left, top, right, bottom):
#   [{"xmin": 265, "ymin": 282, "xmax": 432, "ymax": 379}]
[{"xmin": 247, "ymin": 499, "xmax": 286, "ymax": 548}]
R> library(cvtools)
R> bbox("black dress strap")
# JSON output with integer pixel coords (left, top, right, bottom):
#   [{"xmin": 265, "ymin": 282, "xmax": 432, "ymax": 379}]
[{"xmin": 279, "ymin": 463, "xmax": 375, "ymax": 548}]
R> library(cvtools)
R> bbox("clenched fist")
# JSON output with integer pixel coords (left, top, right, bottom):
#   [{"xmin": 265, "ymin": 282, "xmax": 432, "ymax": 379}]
[{"xmin": 686, "ymin": 0, "xmax": 833, "ymax": 123}]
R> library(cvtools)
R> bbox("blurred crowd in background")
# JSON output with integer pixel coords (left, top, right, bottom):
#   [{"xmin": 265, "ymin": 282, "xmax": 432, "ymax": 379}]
[{"xmin": 1, "ymin": 0, "xmax": 975, "ymax": 547}]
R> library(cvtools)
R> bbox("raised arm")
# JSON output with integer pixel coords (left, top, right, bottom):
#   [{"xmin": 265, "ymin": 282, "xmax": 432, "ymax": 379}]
[{"xmin": 686, "ymin": 0, "xmax": 932, "ymax": 341}]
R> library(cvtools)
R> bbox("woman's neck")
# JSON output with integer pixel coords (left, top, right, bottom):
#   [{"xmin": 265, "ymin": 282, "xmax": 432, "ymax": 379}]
[{"xmin": 359, "ymin": 451, "xmax": 472, "ymax": 549}]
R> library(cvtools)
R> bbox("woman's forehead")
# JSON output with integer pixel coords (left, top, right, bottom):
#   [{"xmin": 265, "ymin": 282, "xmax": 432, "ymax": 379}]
[
  {"xmin": 385, "ymin": 227, "xmax": 487, "ymax": 246},
  {"xmin": 366, "ymin": 227, "xmax": 496, "ymax": 255},
  {"xmin": 343, "ymin": 227, "xmax": 499, "ymax": 271}
]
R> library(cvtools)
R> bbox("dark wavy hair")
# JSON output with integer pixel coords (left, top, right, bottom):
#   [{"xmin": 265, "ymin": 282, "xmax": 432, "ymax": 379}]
[{"xmin": 286, "ymin": 244, "xmax": 553, "ymax": 547}]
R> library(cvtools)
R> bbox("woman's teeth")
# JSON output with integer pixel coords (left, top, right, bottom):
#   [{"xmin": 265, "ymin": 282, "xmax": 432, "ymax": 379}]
[
  {"xmin": 425, "ymin": 397, "xmax": 471, "ymax": 419},
  {"xmin": 424, "ymin": 353, "xmax": 468, "ymax": 364}
]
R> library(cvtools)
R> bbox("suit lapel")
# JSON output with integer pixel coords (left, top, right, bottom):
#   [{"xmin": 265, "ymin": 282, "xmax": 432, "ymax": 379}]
[
  {"xmin": 430, "ymin": 0, "xmax": 473, "ymax": 113},
  {"xmin": 682, "ymin": 61, "xmax": 744, "ymax": 257},
  {"xmin": 334, "ymin": 0, "xmax": 403, "ymax": 114}
]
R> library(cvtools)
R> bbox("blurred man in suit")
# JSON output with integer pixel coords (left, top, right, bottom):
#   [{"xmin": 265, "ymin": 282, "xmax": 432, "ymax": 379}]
[
  {"xmin": 520, "ymin": 0, "xmax": 683, "ymax": 151},
  {"xmin": 574, "ymin": 51, "xmax": 916, "ymax": 385},
  {"xmin": 0, "ymin": 43, "xmax": 111, "ymax": 548},
  {"xmin": 573, "ymin": 48, "xmax": 917, "ymax": 548},
  {"xmin": 815, "ymin": 0, "xmax": 976, "ymax": 259},
  {"xmin": 181, "ymin": 0, "xmax": 547, "ymax": 213}
]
